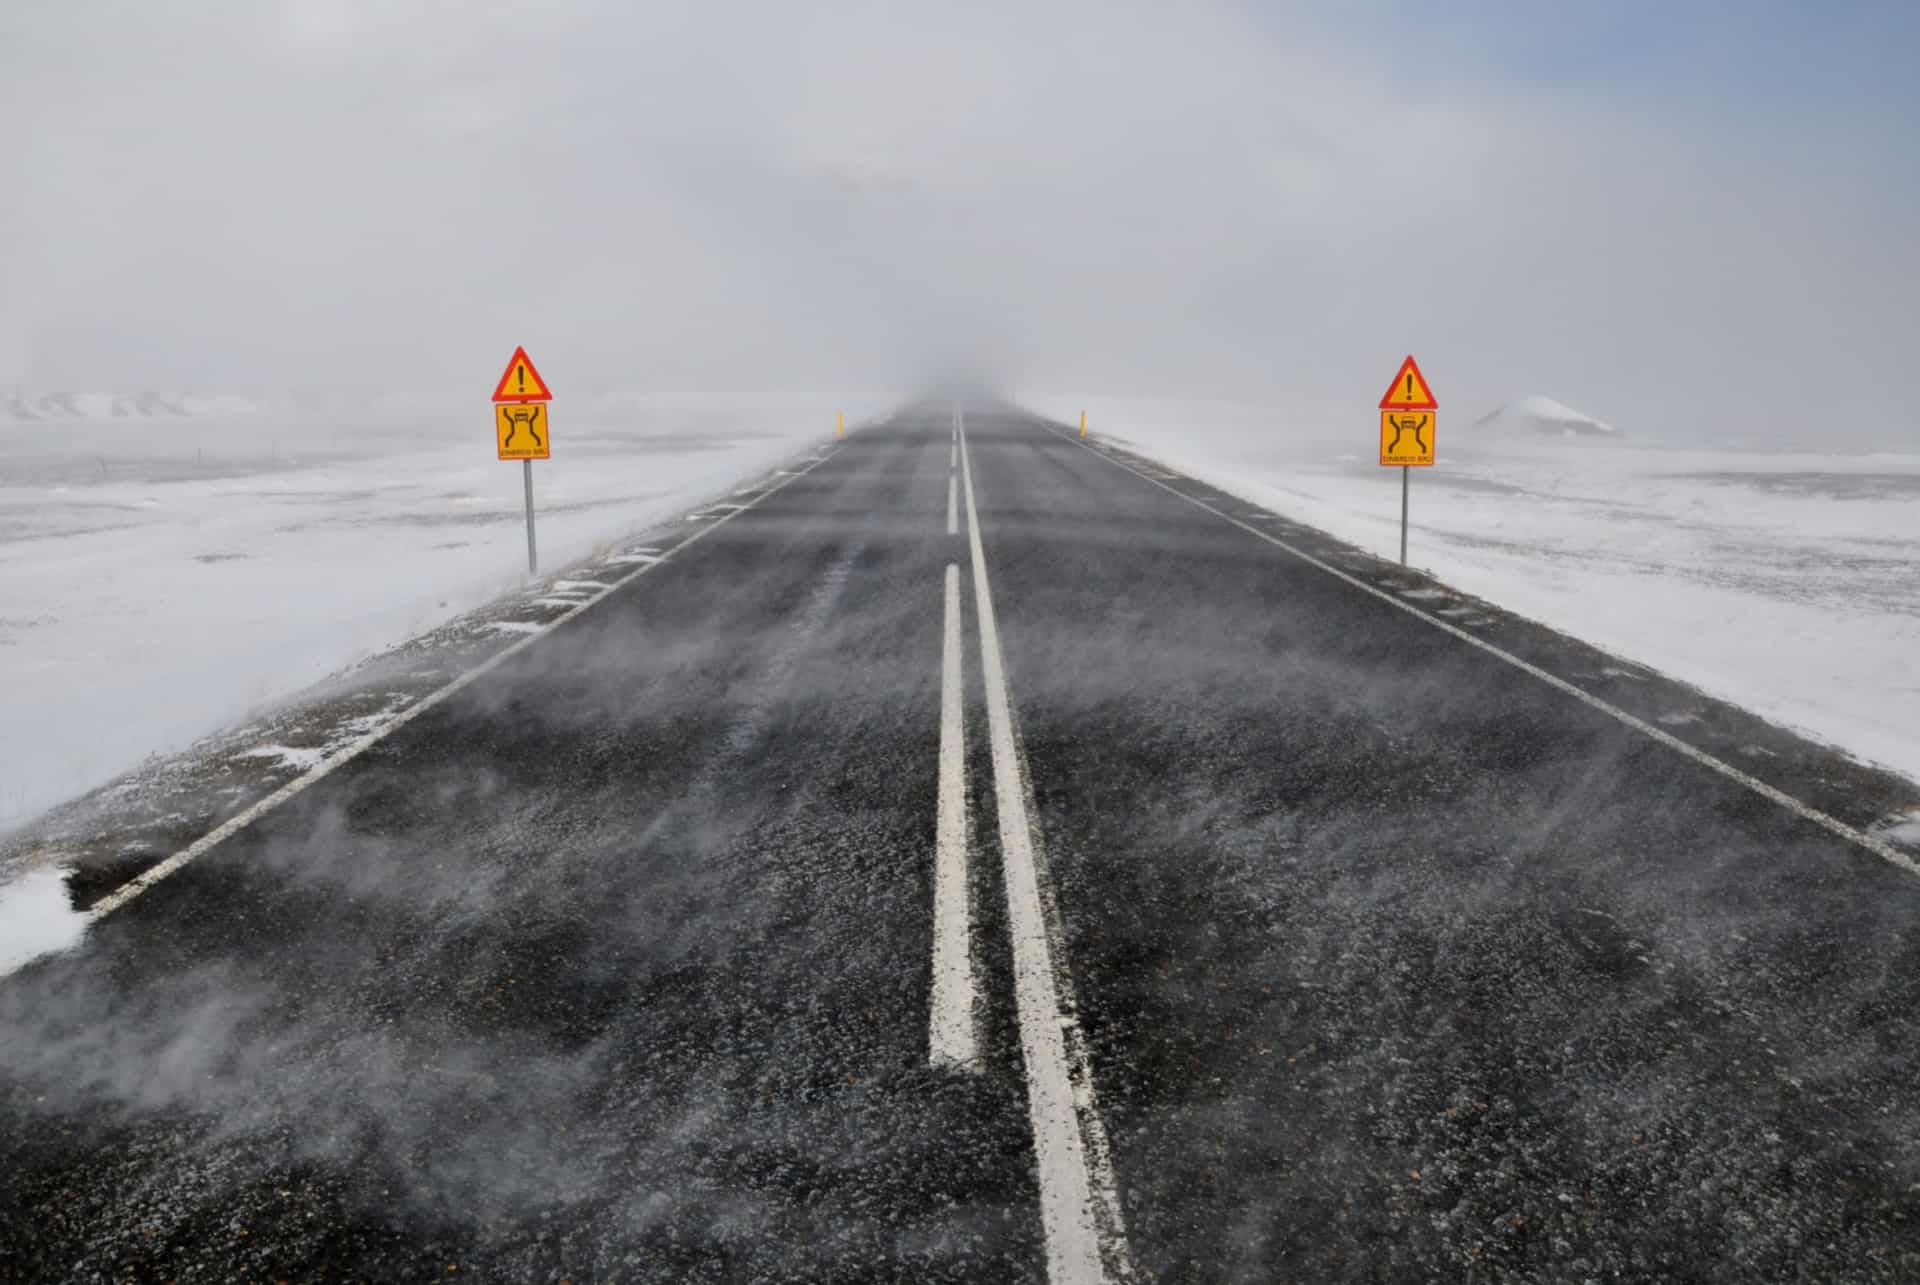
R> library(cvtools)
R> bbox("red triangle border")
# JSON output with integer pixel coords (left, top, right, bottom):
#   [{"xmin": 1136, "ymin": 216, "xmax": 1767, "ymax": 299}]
[
  {"xmin": 1378, "ymin": 355, "xmax": 1437, "ymax": 411},
  {"xmin": 491, "ymin": 345, "xmax": 553, "ymax": 402}
]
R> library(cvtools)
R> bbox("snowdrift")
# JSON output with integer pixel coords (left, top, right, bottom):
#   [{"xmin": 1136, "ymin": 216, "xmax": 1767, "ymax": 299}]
[{"xmin": 1471, "ymin": 395, "xmax": 1621, "ymax": 440}]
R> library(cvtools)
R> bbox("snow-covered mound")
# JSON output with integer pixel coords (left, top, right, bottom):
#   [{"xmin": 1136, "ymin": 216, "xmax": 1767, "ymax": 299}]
[
  {"xmin": 1, "ymin": 389, "xmax": 268, "ymax": 422},
  {"xmin": 1471, "ymin": 395, "xmax": 1621, "ymax": 439}
]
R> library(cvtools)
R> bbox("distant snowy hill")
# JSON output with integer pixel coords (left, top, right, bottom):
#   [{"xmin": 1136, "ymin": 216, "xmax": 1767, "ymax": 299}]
[
  {"xmin": 1471, "ymin": 395, "xmax": 1621, "ymax": 439},
  {"xmin": 1, "ymin": 389, "xmax": 266, "ymax": 422}
]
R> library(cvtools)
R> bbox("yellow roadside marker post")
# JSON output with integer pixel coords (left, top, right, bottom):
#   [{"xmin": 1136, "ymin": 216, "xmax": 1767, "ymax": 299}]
[
  {"xmin": 1079, "ymin": 409, "xmax": 1087, "ymax": 438},
  {"xmin": 1376, "ymin": 355, "xmax": 1438, "ymax": 566},
  {"xmin": 837, "ymin": 410, "xmax": 844, "ymax": 438}
]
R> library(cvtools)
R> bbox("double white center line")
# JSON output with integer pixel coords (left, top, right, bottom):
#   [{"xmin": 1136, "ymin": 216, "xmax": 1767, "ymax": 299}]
[
  {"xmin": 931, "ymin": 407, "xmax": 1134, "ymax": 1283},
  {"xmin": 930, "ymin": 558, "xmax": 977, "ymax": 1067}
]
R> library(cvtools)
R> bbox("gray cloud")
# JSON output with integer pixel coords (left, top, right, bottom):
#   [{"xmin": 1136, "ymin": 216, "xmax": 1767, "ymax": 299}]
[{"xmin": 6, "ymin": 0, "xmax": 1914, "ymax": 444}]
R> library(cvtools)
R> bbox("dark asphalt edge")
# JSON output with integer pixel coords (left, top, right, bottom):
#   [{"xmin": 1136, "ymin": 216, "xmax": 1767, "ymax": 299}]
[{"xmin": 1023, "ymin": 413, "xmax": 1920, "ymax": 881}]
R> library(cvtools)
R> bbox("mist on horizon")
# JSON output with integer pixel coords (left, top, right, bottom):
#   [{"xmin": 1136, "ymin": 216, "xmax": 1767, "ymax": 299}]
[{"xmin": 5, "ymin": 0, "xmax": 1917, "ymax": 447}]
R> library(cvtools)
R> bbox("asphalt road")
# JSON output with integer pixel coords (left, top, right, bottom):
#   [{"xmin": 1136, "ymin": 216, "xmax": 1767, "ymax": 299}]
[{"xmin": 5, "ymin": 402, "xmax": 1920, "ymax": 1282}]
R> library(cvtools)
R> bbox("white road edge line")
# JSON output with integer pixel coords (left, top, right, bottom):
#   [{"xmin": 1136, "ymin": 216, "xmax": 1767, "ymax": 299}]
[
  {"xmin": 929, "ymin": 563, "xmax": 980, "ymax": 1069},
  {"xmin": 1047, "ymin": 422, "xmax": 1920, "ymax": 881},
  {"xmin": 86, "ymin": 449, "xmax": 840, "ymax": 921},
  {"xmin": 959, "ymin": 410, "xmax": 1134, "ymax": 1284}
]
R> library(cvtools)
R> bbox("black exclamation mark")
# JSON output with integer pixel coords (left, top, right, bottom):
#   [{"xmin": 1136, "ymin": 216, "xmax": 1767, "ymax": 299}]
[
  {"xmin": 1405, "ymin": 373, "xmax": 1413, "ymax": 400},
  {"xmin": 517, "ymin": 366, "xmax": 526, "ymax": 394}
]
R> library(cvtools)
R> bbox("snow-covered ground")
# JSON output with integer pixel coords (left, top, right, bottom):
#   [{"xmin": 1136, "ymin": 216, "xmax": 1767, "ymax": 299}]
[
  {"xmin": 1037, "ymin": 395, "xmax": 1920, "ymax": 785},
  {"xmin": 0, "ymin": 392, "xmax": 878, "ymax": 829}
]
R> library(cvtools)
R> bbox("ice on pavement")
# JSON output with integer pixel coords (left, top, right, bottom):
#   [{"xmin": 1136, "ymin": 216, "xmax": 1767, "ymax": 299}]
[
  {"xmin": 1049, "ymin": 395, "xmax": 1920, "ymax": 784},
  {"xmin": 0, "ymin": 392, "xmax": 871, "ymax": 829},
  {"xmin": 1878, "ymin": 810, "xmax": 1920, "ymax": 849},
  {"xmin": 0, "ymin": 866, "xmax": 90, "ymax": 974},
  {"xmin": 237, "ymin": 744, "xmax": 331, "ymax": 772}
]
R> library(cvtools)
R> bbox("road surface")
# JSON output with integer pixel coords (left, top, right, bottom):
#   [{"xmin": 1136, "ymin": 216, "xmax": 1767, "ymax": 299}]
[{"xmin": 5, "ymin": 402, "xmax": 1920, "ymax": 1282}]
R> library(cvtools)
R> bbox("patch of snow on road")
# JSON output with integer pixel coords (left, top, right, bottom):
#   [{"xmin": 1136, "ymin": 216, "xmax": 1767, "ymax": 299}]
[
  {"xmin": 0, "ymin": 867, "xmax": 90, "ymax": 976},
  {"xmin": 238, "ymin": 744, "xmax": 330, "ymax": 772},
  {"xmin": 336, "ymin": 699, "xmax": 412, "ymax": 739},
  {"xmin": 1876, "ymin": 810, "xmax": 1920, "ymax": 852}
]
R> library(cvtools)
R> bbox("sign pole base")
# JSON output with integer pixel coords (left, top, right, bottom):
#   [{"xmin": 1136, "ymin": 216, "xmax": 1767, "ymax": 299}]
[
  {"xmin": 1400, "ymin": 464, "xmax": 1409, "ymax": 566},
  {"xmin": 523, "ymin": 458, "xmax": 538, "ymax": 577}
]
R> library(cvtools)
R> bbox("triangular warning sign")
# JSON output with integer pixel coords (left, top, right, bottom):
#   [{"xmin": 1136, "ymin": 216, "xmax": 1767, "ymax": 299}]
[
  {"xmin": 491, "ymin": 346, "xmax": 553, "ymax": 402},
  {"xmin": 1378, "ymin": 355, "xmax": 1437, "ymax": 411}
]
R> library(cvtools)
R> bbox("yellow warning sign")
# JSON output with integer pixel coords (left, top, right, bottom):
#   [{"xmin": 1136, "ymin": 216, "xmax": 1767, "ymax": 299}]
[
  {"xmin": 1380, "ymin": 411, "xmax": 1435, "ymax": 467},
  {"xmin": 496, "ymin": 402, "xmax": 551, "ymax": 461}
]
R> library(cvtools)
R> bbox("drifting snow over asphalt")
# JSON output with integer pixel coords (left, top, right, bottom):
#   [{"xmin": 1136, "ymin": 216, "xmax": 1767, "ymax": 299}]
[
  {"xmin": 0, "ymin": 393, "xmax": 875, "ymax": 828},
  {"xmin": 1038, "ymin": 395, "xmax": 1920, "ymax": 785}
]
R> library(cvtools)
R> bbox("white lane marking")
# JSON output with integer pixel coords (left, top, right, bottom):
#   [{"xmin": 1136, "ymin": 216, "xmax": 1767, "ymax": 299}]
[
  {"xmin": 86, "ymin": 450, "xmax": 840, "ymax": 921},
  {"xmin": 947, "ymin": 473, "xmax": 958, "ymax": 535},
  {"xmin": 929, "ymin": 562, "xmax": 980, "ymax": 1070},
  {"xmin": 951, "ymin": 440, "xmax": 958, "ymax": 469},
  {"xmin": 959, "ymin": 411, "xmax": 1134, "ymax": 1283},
  {"xmin": 1051, "ymin": 425, "xmax": 1920, "ymax": 881}
]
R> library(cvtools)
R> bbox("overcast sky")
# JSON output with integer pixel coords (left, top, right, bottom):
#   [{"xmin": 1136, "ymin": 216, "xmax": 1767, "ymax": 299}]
[{"xmin": 4, "ymin": 0, "xmax": 1916, "ymax": 443}]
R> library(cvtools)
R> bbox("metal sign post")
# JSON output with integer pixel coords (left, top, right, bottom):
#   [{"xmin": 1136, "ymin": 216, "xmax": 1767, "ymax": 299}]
[
  {"xmin": 522, "ymin": 458, "xmax": 538, "ymax": 576},
  {"xmin": 1400, "ymin": 464, "xmax": 1409, "ymax": 566}
]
